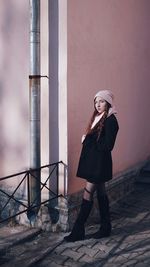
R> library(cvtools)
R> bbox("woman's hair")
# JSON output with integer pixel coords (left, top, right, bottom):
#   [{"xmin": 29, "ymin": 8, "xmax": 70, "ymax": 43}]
[{"xmin": 86, "ymin": 101, "xmax": 111, "ymax": 140}]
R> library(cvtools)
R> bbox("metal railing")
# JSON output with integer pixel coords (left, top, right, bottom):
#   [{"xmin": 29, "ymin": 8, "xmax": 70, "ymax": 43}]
[{"xmin": 0, "ymin": 161, "xmax": 65, "ymax": 224}]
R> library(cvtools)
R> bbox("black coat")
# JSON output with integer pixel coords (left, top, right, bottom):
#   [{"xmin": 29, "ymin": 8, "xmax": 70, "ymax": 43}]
[{"xmin": 76, "ymin": 114, "xmax": 119, "ymax": 183}]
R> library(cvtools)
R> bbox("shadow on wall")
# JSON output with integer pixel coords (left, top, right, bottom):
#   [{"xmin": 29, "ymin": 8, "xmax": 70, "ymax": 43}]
[{"xmin": 48, "ymin": 0, "xmax": 59, "ymax": 193}]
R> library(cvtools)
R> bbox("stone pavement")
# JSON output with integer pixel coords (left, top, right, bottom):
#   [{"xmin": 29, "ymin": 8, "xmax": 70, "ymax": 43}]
[{"xmin": 0, "ymin": 182, "xmax": 150, "ymax": 267}]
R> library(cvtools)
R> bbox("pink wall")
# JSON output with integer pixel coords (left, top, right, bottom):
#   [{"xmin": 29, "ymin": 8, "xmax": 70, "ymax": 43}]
[
  {"xmin": 1, "ymin": 0, "xmax": 150, "ymax": 196},
  {"xmin": 67, "ymin": 0, "xmax": 150, "ymax": 193},
  {"xmin": 0, "ymin": 1, "xmax": 49, "ymax": 181},
  {"xmin": 0, "ymin": 0, "xmax": 29, "ymax": 177}
]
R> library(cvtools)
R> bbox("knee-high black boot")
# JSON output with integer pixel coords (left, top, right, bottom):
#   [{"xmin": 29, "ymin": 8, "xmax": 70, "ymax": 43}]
[
  {"xmin": 64, "ymin": 199, "xmax": 93, "ymax": 242},
  {"xmin": 92, "ymin": 194, "xmax": 111, "ymax": 239}
]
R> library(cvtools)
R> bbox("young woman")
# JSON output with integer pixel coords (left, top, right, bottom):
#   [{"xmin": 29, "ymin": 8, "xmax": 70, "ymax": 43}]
[{"xmin": 64, "ymin": 90, "xmax": 119, "ymax": 242}]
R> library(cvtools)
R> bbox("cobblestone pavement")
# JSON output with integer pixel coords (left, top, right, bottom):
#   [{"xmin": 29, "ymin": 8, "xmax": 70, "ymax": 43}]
[
  {"xmin": 0, "ymin": 183, "xmax": 150, "ymax": 267},
  {"xmin": 36, "ymin": 183, "xmax": 150, "ymax": 267}
]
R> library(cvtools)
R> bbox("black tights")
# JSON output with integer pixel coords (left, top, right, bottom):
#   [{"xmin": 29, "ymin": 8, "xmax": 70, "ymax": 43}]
[{"xmin": 83, "ymin": 181, "xmax": 106, "ymax": 201}]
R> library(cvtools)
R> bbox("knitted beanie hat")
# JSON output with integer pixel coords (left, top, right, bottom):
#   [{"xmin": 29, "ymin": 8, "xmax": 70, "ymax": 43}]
[{"xmin": 94, "ymin": 90, "xmax": 114, "ymax": 106}]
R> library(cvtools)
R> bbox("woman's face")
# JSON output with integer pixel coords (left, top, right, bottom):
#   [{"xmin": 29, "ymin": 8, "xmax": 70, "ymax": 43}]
[{"xmin": 95, "ymin": 96, "xmax": 108, "ymax": 114}]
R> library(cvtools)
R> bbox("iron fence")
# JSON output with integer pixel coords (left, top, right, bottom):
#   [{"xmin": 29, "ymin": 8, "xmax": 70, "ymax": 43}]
[{"xmin": 0, "ymin": 161, "xmax": 65, "ymax": 224}]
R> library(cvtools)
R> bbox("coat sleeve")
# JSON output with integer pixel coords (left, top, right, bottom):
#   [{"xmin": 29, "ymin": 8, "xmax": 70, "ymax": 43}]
[{"xmin": 97, "ymin": 116, "xmax": 119, "ymax": 151}]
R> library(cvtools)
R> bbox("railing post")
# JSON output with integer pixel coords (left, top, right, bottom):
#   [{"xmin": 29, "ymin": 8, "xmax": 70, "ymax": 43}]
[{"xmin": 27, "ymin": 171, "xmax": 30, "ymax": 208}]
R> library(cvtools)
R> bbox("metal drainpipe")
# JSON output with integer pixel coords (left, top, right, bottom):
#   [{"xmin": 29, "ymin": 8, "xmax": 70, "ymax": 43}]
[{"xmin": 28, "ymin": 0, "xmax": 41, "ymax": 219}]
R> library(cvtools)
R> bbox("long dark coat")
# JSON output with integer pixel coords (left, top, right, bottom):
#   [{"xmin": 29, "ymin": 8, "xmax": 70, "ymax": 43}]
[{"xmin": 76, "ymin": 114, "xmax": 119, "ymax": 183}]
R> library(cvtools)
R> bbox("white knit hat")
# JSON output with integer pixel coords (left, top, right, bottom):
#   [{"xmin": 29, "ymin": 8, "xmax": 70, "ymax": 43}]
[{"xmin": 94, "ymin": 90, "xmax": 114, "ymax": 106}]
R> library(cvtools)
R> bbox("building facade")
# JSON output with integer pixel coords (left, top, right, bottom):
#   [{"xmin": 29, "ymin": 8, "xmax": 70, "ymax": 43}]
[{"xmin": 0, "ymin": 0, "xmax": 150, "ymax": 230}]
